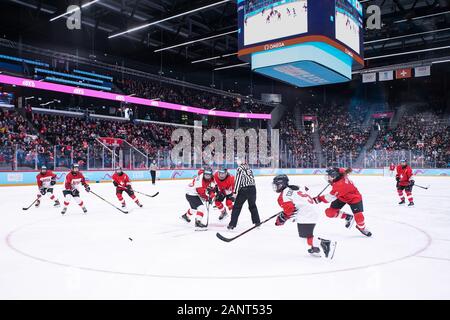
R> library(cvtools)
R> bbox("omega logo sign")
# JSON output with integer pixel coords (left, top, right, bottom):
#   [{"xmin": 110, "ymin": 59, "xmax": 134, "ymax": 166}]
[{"xmin": 264, "ymin": 42, "xmax": 285, "ymax": 51}]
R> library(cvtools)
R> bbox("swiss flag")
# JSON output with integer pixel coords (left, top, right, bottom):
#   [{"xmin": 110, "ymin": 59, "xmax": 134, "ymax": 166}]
[{"xmin": 396, "ymin": 68, "xmax": 412, "ymax": 79}]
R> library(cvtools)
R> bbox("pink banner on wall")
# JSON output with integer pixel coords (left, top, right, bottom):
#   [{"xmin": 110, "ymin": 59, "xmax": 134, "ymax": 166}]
[
  {"xmin": 302, "ymin": 115, "xmax": 317, "ymax": 121},
  {"xmin": 0, "ymin": 74, "xmax": 272, "ymax": 120},
  {"xmin": 372, "ymin": 112, "xmax": 394, "ymax": 119}
]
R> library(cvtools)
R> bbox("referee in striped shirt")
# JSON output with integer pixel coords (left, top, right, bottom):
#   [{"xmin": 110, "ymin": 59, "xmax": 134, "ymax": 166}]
[{"xmin": 227, "ymin": 158, "xmax": 261, "ymax": 230}]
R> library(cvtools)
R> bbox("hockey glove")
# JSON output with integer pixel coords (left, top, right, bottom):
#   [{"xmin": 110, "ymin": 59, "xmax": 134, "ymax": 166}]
[
  {"xmin": 313, "ymin": 196, "xmax": 322, "ymax": 204},
  {"xmin": 50, "ymin": 180, "xmax": 56, "ymax": 186},
  {"xmin": 39, "ymin": 188, "xmax": 46, "ymax": 195},
  {"xmin": 113, "ymin": 181, "xmax": 118, "ymax": 187},
  {"xmin": 126, "ymin": 185, "xmax": 133, "ymax": 192},
  {"xmin": 409, "ymin": 180, "xmax": 415, "ymax": 187},
  {"xmin": 226, "ymin": 194, "xmax": 235, "ymax": 202},
  {"xmin": 84, "ymin": 186, "xmax": 91, "ymax": 193},
  {"xmin": 396, "ymin": 176, "xmax": 400, "ymax": 182},
  {"xmin": 275, "ymin": 212, "xmax": 289, "ymax": 226}
]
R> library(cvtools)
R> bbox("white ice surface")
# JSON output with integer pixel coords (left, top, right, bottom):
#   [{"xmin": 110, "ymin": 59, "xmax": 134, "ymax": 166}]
[{"xmin": 0, "ymin": 175, "xmax": 449, "ymax": 299}]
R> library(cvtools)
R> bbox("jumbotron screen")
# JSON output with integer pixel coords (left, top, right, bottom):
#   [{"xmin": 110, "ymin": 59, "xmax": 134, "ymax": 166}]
[{"xmin": 237, "ymin": 0, "xmax": 364, "ymax": 64}]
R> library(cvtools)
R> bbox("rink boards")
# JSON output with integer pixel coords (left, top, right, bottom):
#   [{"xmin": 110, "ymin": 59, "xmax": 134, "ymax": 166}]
[{"xmin": 0, "ymin": 168, "xmax": 449, "ymax": 186}]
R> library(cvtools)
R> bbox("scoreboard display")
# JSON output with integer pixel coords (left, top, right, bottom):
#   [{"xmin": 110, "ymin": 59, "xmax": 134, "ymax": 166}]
[{"xmin": 237, "ymin": 0, "xmax": 364, "ymax": 87}]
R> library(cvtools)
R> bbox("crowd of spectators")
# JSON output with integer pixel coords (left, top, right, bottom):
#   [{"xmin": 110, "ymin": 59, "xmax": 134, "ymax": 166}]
[
  {"xmin": 116, "ymin": 78, "xmax": 271, "ymax": 116},
  {"xmin": 371, "ymin": 112, "xmax": 450, "ymax": 168},
  {"xmin": 317, "ymin": 105, "xmax": 370, "ymax": 163},
  {"xmin": 2, "ymin": 103, "xmax": 449, "ymax": 170},
  {"xmin": 279, "ymin": 111, "xmax": 316, "ymax": 167},
  {"xmin": 0, "ymin": 109, "xmax": 50, "ymax": 169}
]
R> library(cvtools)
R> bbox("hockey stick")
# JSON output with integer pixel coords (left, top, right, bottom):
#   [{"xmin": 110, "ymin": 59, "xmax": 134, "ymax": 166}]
[
  {"xmin": 22, "ymin": 198, "xmax": 39, "ymax": 211},
  {"xmin": 90, "ymin": 191, "xmax": 129, "ymax": 214},
  {"xmin": 316, "ymin": 184, "xmax": 330, "ymax": 197},
  {"xmin": 415, "ymin": 184, "xmax": 430, "ymax": 190},
  {"xmin": 195, "ymin": 198, "xmax": 211, "ymax": 231},
  {"xmin": 135, "ymin": 190, "xmax": 160, "ymax": 198},
  {"xmin": 216, "ymin": 212, "xmax": 282, "ymax": 243}
]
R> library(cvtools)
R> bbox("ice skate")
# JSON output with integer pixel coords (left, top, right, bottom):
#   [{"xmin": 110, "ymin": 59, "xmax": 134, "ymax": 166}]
[
  {"xmin": 398, "ymin": 199, "xmax": 405, "ymax": 205},
  {"xmin": 218, "ymin": 208, "xmax": 228, "ymax": 220},
  {"xmin": 308, "ymin": 246, "xmax": 321, "ymax": 257},
  {"xmin": 61, "ymin": 207, "xmax": 67, "ymax": 215},
  {"xmin": 356, "ymin": 226, "xmax": 372, "ymax": 237},
  {"xmin": 81, "ymin": 206, "xmax": 87, "ymax": 214},
  {"xmin": 54, "ymin": 200, "xmax": 60, "ymax": 208},
  {"xmin": 121, "ymin": 202, "xmax": 126, "ymax": 208},
  {"xmin": 181, "ymin": 213, "xmax": 191, "ymax": 223},
  {"xmin": 35, "ymin": 200, "xmax": 40, "ymax": 208},
  {"xmin": 345, "ymin": 214, "xmax": 354, "ymax": 229},
  {"xmin": 195, "ymin": 219, "xmax": 207, "ymax": 231},
  {"xmin": 319, "ymin": 238, "xmax": 337, "ymax": 259},
  {"xmin": 408, "ymin": 201, "xmax": 415, "ymax": 207}
]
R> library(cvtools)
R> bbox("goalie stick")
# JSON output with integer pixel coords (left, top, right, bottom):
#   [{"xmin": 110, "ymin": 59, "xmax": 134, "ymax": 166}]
[{"xmin": 216, "ymin": 211, "xmax": 282, "ymax": 242}]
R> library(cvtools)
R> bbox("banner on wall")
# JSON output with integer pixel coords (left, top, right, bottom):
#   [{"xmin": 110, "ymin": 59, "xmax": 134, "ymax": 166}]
[
  {"xmin": 372, "ymin": 112, "xmax": 394, "ymax": 119},
  {"xmin": 378, "ymin": 71, "xmax": 394, "ymax": 81},
  {"xmin": 303, "ymin": 115, "xmax": 317, "ymax": 121},
  {"xmin": 395, "ymin": 68, "xmax": 412, "ymax": 79},
  {"xmin": 415, "ymin": 66, "xmax": 431, "ymax": 77},
  {"xmin": 99, "ymin": 137, "xmax": 124, "ymax": 146},
  {"xmin": 362, "ymin": 73, "xmax": 376, "ymax": 83}
]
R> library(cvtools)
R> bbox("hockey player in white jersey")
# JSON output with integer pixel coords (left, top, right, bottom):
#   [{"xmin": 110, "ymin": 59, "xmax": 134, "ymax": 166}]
[
  {"xmin": 272, "ymin": 174, "xmax": 336, "ymax": 259},
  {"xmin": 181, "ymin": 167, "xmax": 216, "ymax": 229}
]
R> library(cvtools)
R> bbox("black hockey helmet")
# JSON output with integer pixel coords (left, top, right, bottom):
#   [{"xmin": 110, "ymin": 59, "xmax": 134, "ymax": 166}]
[
  {"xmin": 326, "ymin": 167, "xmax": 344, "ymax": 183},
  {"xmin": 71, "ymin": 163, "xmax": 79, "ymax": 173},
  {"xmin": 218, "ymin": 167, "xmax": 228, "ymax": 181},
  {"xmin": 203, "ymin": 167, "xmax": 213, "ymax": 180},
  {"xmin": 115, "ymin": 166, "xmax": 123, "ymax": 175},
  {"xmin": 272, "ymin": 174, "xmax": 289, "ymax": 193},
  {"xmin": 40, "ymin": 165, "xmax": 47, "ymax": 173}
]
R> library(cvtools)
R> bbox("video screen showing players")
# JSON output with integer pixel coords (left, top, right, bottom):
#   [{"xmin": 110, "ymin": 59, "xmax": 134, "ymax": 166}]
[
  {"xmin": 335, "ymin": 0, "xmax": 363, "ymax": 54},
  {"xmin": 243, "ymin": 0, "xmax": 308, "ymax": 46}
]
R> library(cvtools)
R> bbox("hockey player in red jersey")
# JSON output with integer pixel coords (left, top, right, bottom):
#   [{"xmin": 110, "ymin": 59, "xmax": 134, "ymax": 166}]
[
  {"xmin": 35, "ymin": 166, "xmax": 60, "ymax": 208},
  {"xmin": 396, "ymin": 159, "xmax": 415, "ymax": 207},
  {"xmin": 61, "ymin": 164, "xmax": 90, "ymax": 215},
  {"xmin": 273, "ymin": 175, "xmax": 336, "ymax": 258},
  {"xmin": 182, "ymin": 167, "xmax": 216, "ymax": 229},
  {"xmin": 112, "ymin": 167, "xmax": 142, "ymax": 208},
  {"xmin": 314, "ymin": 168, "xmax": 372, "ymax": 237},
  {"xmin": 213, "ymin": 168, "xmax": 235, "ymax": 220}
]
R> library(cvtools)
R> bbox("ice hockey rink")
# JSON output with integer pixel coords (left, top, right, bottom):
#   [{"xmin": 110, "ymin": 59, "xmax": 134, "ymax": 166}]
[{"xmin": 0, "ymin": 175, "xmax": 449, "ymax": 300}]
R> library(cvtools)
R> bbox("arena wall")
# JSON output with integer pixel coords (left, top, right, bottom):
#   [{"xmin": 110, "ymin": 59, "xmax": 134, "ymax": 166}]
[{"xmin": 0, "ymin": 168, "xmax": 449, "ymax": 186}]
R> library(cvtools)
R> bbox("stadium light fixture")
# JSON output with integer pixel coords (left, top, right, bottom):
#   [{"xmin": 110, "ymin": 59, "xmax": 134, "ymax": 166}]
[
  {"xmin": 432, "ymin": 59, "xmax": 450, "ymax": 65},
  {"xmin": 214, "ymin": 62, "xmax": 250, "ymax": 71},
  {"xmin": 365, "ymin": 45, "xmax": 450, "ymax": 60},
  {"xmin": 191, "ymin": 55, "xmax": 222, "ymax": 64},
  {"xmin": 154, "ymin": 30, "xmax": 237, "ymax": 53},
  {"xmin": 364, "ymin": 27, "xmax": 450, "ymax": 44},
  {"xmin": 49, "ymin": 0, "xmax": 100, "ymax": 22},
  {"xmin": 191, "ymin": 52, "xmax": 237, "ymax": 64},
  {"xmin": 109, "ymin": 0, "xmax": 231, "ymax": 39},
  {"xmin": 394, "ymin": 10, "xmax": 450, "ymax": 23}
]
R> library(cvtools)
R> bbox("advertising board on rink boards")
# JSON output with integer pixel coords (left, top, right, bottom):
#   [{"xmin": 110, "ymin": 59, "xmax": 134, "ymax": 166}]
[{"xmin": 0, "ymin": 168, "xmax": 449, "ymax": 186}]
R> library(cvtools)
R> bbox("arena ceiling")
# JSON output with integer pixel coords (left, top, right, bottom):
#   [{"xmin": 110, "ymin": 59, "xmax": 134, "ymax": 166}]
[{"xmin": 1, "ymin": 0, "xmax": 450, "ymax": 79}]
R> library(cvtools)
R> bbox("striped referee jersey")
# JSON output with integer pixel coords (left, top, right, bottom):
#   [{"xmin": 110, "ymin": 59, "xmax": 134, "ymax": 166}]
[{"xmin": 234, "ymin": 163, "xmax": 256, "ymax": 193}]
